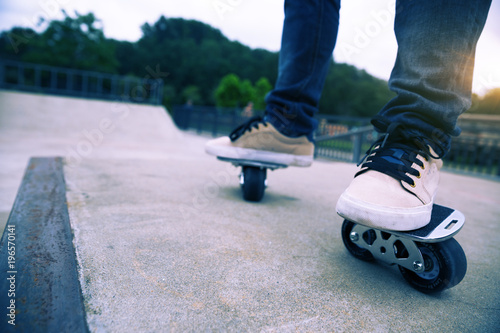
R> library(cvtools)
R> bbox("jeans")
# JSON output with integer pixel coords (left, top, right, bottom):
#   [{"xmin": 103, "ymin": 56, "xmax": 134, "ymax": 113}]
[{"xmin": 264, "ymin": 0, "xmax": 491, "ymax": 153}]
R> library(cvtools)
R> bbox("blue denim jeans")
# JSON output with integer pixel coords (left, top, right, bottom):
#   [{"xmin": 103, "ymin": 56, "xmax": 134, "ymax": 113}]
[{"xmin": 264, "ymin": 0, "xmax": 491, "ymax": 153}]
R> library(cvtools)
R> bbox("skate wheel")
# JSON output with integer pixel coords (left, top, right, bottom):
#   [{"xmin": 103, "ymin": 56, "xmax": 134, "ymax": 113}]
[
  {"xmin": 398, "ymin": 238, "xmax": 467, "ymax": 293},
  {"xmin": 341, "ymin": 220, "xmax": 375, "ymax": 262},
  {"xmin": 241, "ymin": 166, "xmax": 266, "ymax": 202}
]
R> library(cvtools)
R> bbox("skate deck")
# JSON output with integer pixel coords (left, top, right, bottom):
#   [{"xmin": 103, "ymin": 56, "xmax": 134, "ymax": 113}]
[
  {"xmin": 396, "ymin": 204, "xmax": 465, "ymax": 241},
  {"xmin": 217, "ymin": 156, "xmax": 288, "ymax": 169},
  {"xmin": 1, "ymin": 90, "xmax": 499, "ymax": 332}
]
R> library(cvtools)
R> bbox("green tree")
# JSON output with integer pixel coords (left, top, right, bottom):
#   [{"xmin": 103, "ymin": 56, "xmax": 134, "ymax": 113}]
[
  {"xmin": 0, "ymin": 27, "xmax": 38, "ymax": 60},
  {"xmin": 468, "ymin": 89, "xmax": 500, "ymax": 115},
  {"xmin": 215, "ymin": 74, "xmax": 242, "ymax": 108},
  {"xmin": 132, "ymin": 16, "xmax": 278, "ymax": 108},
  {"xmin": 21, "ymin": 11, "xmax": 118, "ymax": 73},
  {"xmin": 468, "ymin": 93, "xmax": 481, "ymax": 113},
  {"xmin": 477, "ymin": 88, "xmax": 500, "ymax": 115},
  {"xmin": 0, "ymin": 15, "xmax": 280, "ymax": 108},
  {"xmin": 181, "ymin": 85, "xmax": 202, "ymax": 105},
  {"xmin": 254, "ymin": 77, "xmax": 272, "ymax": 110},
  {"xmin": 162, "ymin": 85, "xmax": 177, "ymax": 110},
  {"xmin": 240, "ymin": 79, "xmax": 255, "ymax": 106},
  {"xmin": 0, "ymin": 14, "xmax": 401, "ymax": 116},
  {"xmin": 319, "ymin": 61, "xmax": 394, "ymax": 117}
]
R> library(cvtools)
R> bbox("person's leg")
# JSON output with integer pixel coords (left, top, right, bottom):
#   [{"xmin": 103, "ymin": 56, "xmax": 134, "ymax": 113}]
[
  {"xmin": 206, "ymin": 0, "xmax": 341, "ymax": 166},
  {"xmin": 377, "ymin": 0, "xmax": 492, "ymax": 155},
  {"xmin": 265, "ymin": 0, "xmax": 341, "ymax": 141},
  {"xmin": 337, "ymin": 0, "xmax": 492, "ymax": 231}
]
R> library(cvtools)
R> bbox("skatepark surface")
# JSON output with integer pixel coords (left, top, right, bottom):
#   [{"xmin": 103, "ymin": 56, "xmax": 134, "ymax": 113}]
[{"xmin": 1, "ymin": 90, "xmax": 499, "ymax": 332}]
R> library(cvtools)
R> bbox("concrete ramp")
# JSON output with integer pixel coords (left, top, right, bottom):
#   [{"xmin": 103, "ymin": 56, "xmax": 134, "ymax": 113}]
[
  {"xmin": 1, "ymin": 90, "xmax": 499, "ymax": 332},
  {"xmin": 0, "ymin": 90, "xmax": 193, "ymax": 229}
]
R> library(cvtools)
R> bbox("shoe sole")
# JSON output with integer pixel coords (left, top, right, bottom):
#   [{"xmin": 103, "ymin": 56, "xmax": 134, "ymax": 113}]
[
  {"xmin": 205, "ymin": 145, "xmax": 313, "ymax": 167},
  {"xmin": 336, "ymin": 192, "xmax": 432, "ymax": 231}
]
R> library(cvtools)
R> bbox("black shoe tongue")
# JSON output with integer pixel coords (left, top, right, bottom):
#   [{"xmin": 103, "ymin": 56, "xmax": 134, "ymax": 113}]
[{"xmin": 229, "ymin": 116, "xmax": 263, "ymax": 142}]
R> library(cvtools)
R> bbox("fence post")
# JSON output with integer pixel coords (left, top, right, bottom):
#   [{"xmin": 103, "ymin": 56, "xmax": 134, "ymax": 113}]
[
  {"xmin": 67, "ymin": 71, "xmax": 73, "ymax": 92},
  {"xmin": 50, "ymin": 69, "xmax": 57, "ymax": 92},
  {"xmin": 18, "ymin": 64, "xmax": 24, "ymax": 87},
  {"xmin": 155, "ymin": 79, "xmax": 163, "ymax": 105},
  {"xmin": 497, "ymin": 145, "xmax": 500, "ymax": 176},
  {"xmin": 124, "ymin": 79, "xmax": 130, "ymax": 101},
  {"xmin": 197, "ymin": 108, "xmax": 204, "ymax": 134},
  {"xmin": 212, "ymin": 109, "xmax": 218, "ymax": 137},
  {"xmin": 82, "ymin": 73, "xmax": 88, "ymax": 97},
  {"xmin": 35, "ymin": 65, "xmax": 41, "ymax": 88},
  {"xmin": 0, "ymin": 62, "xmax": 4, "ymax": 87},
  {"xmin": 97, "ymin": 75, "xmax": 103, "ymax": 97},
  {"xmin": 111, "ymin": 76, "xmax": 117, "ymax": 98},
  {"xmin": 352, "ymin": 131, "xmax": 362, "ymax": 163}
]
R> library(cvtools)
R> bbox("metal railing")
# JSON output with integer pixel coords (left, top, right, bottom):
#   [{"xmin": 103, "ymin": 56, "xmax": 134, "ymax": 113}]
[
  {"xmin": 315, "ymin": 126, "xmax": 377, "ymax": 163},
  {"xmin": 0, "ymin": 60, "xmax": 164, "ymax": 105},
  {"xmin": 173, "ymin": 105, "xmax": 500, "ymax": 179},
  {"xmin": 316, "ymin": 128, "xmax": 500, "ymax": 179},
  {"xmin": 173, "ymin": 104, "xmax": 265, "ymax": 136},
  {"xmin": 446, "ymin": 136, "xmax": 500, "ymax": 177},
  {"xmin": 315, "ymin": 128, "xmax": 500, "ymax": 178}
]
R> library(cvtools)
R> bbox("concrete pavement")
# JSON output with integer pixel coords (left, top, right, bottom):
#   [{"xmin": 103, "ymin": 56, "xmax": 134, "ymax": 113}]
[{"xmin": 1, "ymin": 91, "xmax": 499, "ymax": 332}]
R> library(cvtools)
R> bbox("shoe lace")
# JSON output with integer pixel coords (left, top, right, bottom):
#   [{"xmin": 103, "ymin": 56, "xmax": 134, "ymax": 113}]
[
  {"xmin": 356, "ymin": 117, "xmax": 444, "ymax": 187},
  {"xmin": 229, "ymin": 116, "xmax": 267, "ymax": 142}
]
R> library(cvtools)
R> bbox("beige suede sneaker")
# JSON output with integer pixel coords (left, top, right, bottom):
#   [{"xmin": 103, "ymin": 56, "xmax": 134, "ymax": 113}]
[
  {"xmin": 205, "ymin": 116, "xmax": 314, "ymax": 167},
  {"xmin": 336, "ymin": 129, "xmax": 443, "ymax": 231}
]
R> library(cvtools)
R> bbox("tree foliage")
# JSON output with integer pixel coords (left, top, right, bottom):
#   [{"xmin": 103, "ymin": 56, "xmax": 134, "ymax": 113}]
[
  {"xmin": 254, "ymin": 77, "xmax": 273, "ymax": 110},
  {"xmin": 1, "ymin": 12, "xmax": 118, "ymax": 73},
  {"xmin": 215, "ymin": 74, "xmax": 242, "ymax": 108},
  {"xmin": 1, "ymin": 12, "xmax": 497, "ymax": 116},
  {"xmin": 469, "ymin": 88, "xmax": 500, "ymax": 115},
  {"xmin": 214, "ymin": 74, "xmax": 272, "ymax": 109},
  {"xmin": 319, "ymin": 61, "xmax": 395, "ymax": 117},
  {"xmin": 128, "ymin": 16, "xmax": 279, "ymax": 107}
]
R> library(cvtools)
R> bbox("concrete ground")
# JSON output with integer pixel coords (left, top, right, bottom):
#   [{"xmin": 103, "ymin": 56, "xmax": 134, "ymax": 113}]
[{"xmin": 1, "ymin": 90, "xmax": 499, "ymax": 332}]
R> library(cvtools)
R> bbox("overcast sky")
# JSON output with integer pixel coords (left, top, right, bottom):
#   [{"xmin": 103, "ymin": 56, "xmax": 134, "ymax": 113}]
[{"xmin": 1, "ymin": 0, "xmax": 499, "ymax": 95}]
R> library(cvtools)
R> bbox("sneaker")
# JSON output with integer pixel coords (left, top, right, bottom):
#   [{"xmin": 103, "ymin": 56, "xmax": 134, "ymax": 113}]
[
  {"xmin": 336, "ymin": 123, "xmax": 443, "ymax": 231},
  {"xmin": 205, "ymin": 116, "xmax": 314, "ymax": 167}
]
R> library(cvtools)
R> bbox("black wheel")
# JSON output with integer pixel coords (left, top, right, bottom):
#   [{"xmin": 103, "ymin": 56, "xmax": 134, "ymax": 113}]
[
  {"xmin": 241, "ymin": 166, "xmax": 266, "ymax": 202},
  {"xmin": 341, "ymin": 220, "xmax": 375, "ymax": 262},
  {"xmin": 398, "ymin": 238, "xmax": 467, "ymax": 293}
]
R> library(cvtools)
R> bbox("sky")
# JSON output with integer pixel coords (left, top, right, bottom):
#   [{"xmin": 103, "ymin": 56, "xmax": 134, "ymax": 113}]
[{"xmin": 0, "ymin": 0, "xmax": 499, "ymax": 96}]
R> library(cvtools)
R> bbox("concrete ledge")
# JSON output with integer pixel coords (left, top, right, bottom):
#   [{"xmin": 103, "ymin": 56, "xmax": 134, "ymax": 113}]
[{"xmin": 0, "ymin": 157, "xmax": 88, "ymax": 332}]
